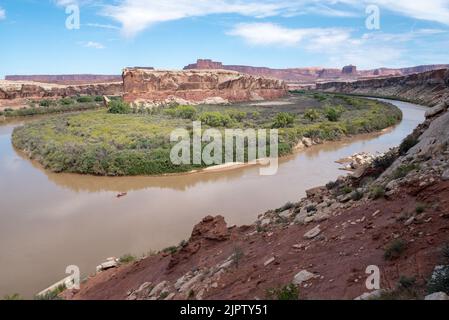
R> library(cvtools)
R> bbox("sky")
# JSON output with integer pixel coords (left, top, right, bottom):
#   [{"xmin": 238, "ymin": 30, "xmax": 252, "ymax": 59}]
[{"xmin": 0, "ymin": 0, "xmax": 449, "ymax": 78}]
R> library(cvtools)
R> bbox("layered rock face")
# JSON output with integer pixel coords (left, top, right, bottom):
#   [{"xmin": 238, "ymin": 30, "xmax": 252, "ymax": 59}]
[
  {"xmin": 317, "ymin": 68, "xmax": 449, "ymax": 107},
  {"xmin": 4, "ymin": 74, "xmax": 122, "ymax": 85},
  {"xmin": 123, "ymin": 68, "xmax": 288, "ymax": 104},
  {"xmin": 0, "ymin": 80, "xmax": 123, "ymax": 101}
]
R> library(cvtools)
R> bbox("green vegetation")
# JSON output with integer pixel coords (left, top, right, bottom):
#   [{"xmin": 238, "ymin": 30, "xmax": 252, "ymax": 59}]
[
  {"xmin": 119, "ymin": 254, "xmax": 137, "ymax": 264},
  {"xmin": 427, "ymin": 266, "xmax": 449, "ymax": 295},
  {"xmin": 324, "ymin": 106, "xmax": 343, "ymax": 122},
  {"xmin": 35, "ymin": 284, "xmax": 66, "ymax": 300},
  {"xmin": 12, "ymin": 93, "xmax": 402, "ymax": 176},
  {"xmin": 369, "ymin": 185, "xmax": 386, "ymax": 200},
  {"xmin": 108, "ymin": 100, "xmax": 131, "ymax": 114},
  {"xmin": 399, "ymin": 134, "xmax": 419, "ymax": 155},
  {"xmin": 392, "ymin": 164, "xmax": 419, "ymax": 179},
  {"xmin": 267, "ymin": 284, "xmax": 299, "ymax": 300},
  {"xmin": 415, "ymin": 203, "xmax": 426, "ymax": 214},
  {"xmin": 384, "ymin": 239, "xmax": 407, "ymax": 261},
  {"xmin": 0, "ymin": 95, "xmax": 104, "ymax": 118},
  {"xmin": 2, "ymin": 293, "xmax": 23, "ymax": 300}
]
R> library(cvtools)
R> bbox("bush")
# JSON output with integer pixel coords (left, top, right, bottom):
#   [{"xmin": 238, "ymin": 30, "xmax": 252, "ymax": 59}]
[
  {"xmin": 373, "ymin": 151, "xmax": 397, "ymax": 171},
  {"xmin": 398, "ymin": 276, "xmax": 416, "ymax": 290},
  {"xmin": 442, "ymin": 244, "xmax": 449, "ymax": 263},
  {"xmin": 384, "ymin": 239, "xmax": 407, "ymax": 260},
  {"xmin": 351, "ymin": 190, "xmax": 364, "ymax": 201},
  {"xmin": 304, "ymin": 109, "xmax": 320, "ymax": 122},
  {"xmin": 324, "ymin": 107, "xmax": 342, "ymax": 122},
  {"xmin": 39, "ymin": 99, "xmax": 54, "ymax": 107},
  {"xmin": 399, "ymin": 135, "xmax": 419, "ymax": 155},
  {"xmin": 95, "ymin": 96, "xmax": 104, "ymax": 102},
  {"xmin": 415, "ymin": 203, "xmax": 426, "ymax": 214},
  {"xmin": 392, "ymin": 164, "xmax": 419, "ymax": 179},
  {"xmin": 59, "ymin": 97, "xmax": 75, "ymax": 105},
  {"xmin": 226, "ymin": 110, "xmax": 247, "ymax": 122},
  {"xmin": 427, "ymin": 265, "xmax": 449, "ymax": 294},
  {"xmin": 165, "ymin": 105, "xmax": 197, "ymax": 119},
  {"xmin": 369, "ymin": 185, "xmax": 385, "ymax": 199},
  {"xmin": 199, "ymin": 112, "xmax": 234, "ymax": 127},
  {"xmin": 272, "ymin": 112, "xmax": 295, "ymax": 128},
  {"xmin": 232, "ymin": 246, "xmax": 244, "ymax": 268},
  {"xmin": 3, "ymin": 293, "xmax": 23, "ymax": 300},
  {"xmin": 276, "ymin": 202, "xmax": 294, "ymax": 212},
  {"xmin": 267, "ymin": 284, "xmax": 299, "ymax": 300},
  {"xmin": 108, "ymin": 100, "xmax": 131, "ymax": 114},
  {"xmin": 76, "ymin": 96, "xmax": 95, "ymax": 103},
  {"xmin": 119, "ymin": 254, "xmax": 136, "ymax": 264}
]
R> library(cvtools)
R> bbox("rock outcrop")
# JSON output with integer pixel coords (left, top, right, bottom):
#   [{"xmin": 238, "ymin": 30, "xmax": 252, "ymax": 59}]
[
  {"xmin": 317, "ymin": 68, "xmax": 449, "ymax": 107},
  {"xmin": 0, "ymin": 80, "xmax": 123, "ymax": 101},
  {"xmin": 122, "ymin": 68, "xmax": 288, "ymax": 105}
]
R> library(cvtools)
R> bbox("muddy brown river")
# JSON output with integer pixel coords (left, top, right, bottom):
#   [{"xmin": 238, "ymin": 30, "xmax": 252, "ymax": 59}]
[{"xmin": 0, "ymin": 99, "xmax": 426, "ymax": 298}]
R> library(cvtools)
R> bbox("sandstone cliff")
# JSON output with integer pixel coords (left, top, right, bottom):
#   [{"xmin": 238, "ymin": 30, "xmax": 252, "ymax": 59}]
[
  {"xmin": 317, "ymin": 68, "xmax": 449, "ymax": 107},
  {"xmin": 0, "ymin": 80, "xmax": 123, "ymax": 101},
  {"xmin": 122, "ymin": 68, "xmax": 288, "ymax": 104}
]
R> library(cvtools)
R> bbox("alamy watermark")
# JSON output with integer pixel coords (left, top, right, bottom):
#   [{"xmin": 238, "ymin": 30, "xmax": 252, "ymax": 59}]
[
  {"xmin": 365, "ymin": 4, "xmax": 380, "ymax": 30},
  {"xmin": 65, "ymin": 4, "xmax": 80, "ymax": 30},
  {"xmin": 170, "ymin": 121, "xmax": 279, "ymax": 176}
]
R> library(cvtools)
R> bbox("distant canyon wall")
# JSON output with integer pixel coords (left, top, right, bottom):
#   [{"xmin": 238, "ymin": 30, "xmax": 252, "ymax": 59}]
[
  {"xmin": 184, "ymin": 59, "xmax": 449, "ymax": 84},
  {"xmin": 317, "ymin": 68, "xmax": 449, "ymax": 107},
  {"xmin": 123, "ymin": 68, "xmax": 288, "ymax": 104},
  {"xmin": 0, "ymin": 81, "xmax": 123, "ymax": 101},
  {"xmin": 4, "ymin": 74, "xmax": 122, "ymax": 85}
]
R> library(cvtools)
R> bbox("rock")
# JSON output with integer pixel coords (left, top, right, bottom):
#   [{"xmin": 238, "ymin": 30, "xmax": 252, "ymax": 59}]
[
  {"xmin": 313, "ymin": 211, "xmax": 330, "ymax": 222},
  {"xmin": 292, "ymin": 270, "xmax": 318, "ymax": 285},
  {"xmin": 96, "ymin": 257, "xmax": 119, "ymax": 272},
  {"xmin": 103, "ymin": 95, "xmax": 111, "ymax": 107},
  {"xmin": 424, "ymin": 292, "xmax": 449, "ymax": 300},
  {"xmin": 149, "ymin": 281, "xmax": 168, "ymax": 297},
  {"xmin": 302, "ymin": 137, "xmax": 313, "ymax": 148},
  {"xmin": 179, "ymin": 273, "xmax": 203, "ymax": 293},
  {"xmin": 136, "ymin": 282, "xmax": 152, "ymax": 294},
  {"xmin": 425, "ymin": 102, "xmax": 447, "ymax": 118},
  {"xmin": 294, "ymin": 207, "xmax": 309, "ymax": 224},
  {"xmin": 354, "ymin": 289, "xmax": 385, "ymax": 300},
  {"xmin": 191, "ymin": 215, "xmax": 230, "ymax": 242},
  {"xmin": 164, "ymin": 292, "xmax": 176, "ymax": 300},
  {"xmin": 303, "ymin": 225, "xmax": 321, "ymax": 239},
  {"xmin": 260, "ymin": 218, "xmax": 271, "ymax": 226},
  {"xmin": 122, "ymin": 68, "xmax": 287, "ymax": 105},
  {"xmin": 404, "ymin": 216, "xmax": 415, "ymax": 226},
  {"xmin": 442, "ymin": 169, "xmax": 449, "ymax": 181},
  {"xmin": 264, "ymin": 257, "xmax": 275, "ymax": 267}
]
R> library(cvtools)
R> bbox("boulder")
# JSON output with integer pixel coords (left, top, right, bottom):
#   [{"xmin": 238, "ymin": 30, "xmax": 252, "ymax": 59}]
[
  {"xmin": 354, "ymin": 289, "xmax": 385, "ymax": 300},
  {"xmin": 425, "ymin": 102, "xmax": 447, "ymax": 118},
  {"xmin": 441, "ymin": 169, "xmax": 449, "ymax": 181},
  {"xmin": 424, "ymin": 292, "xmax": 449, "ymax": 300},
  {"xmin": 292, "ymin": 270, "xmax": 319, "ymax": 285},
  {"xmin": 303, "ymin": 225, "xmax": 321, "ymax": 239}
]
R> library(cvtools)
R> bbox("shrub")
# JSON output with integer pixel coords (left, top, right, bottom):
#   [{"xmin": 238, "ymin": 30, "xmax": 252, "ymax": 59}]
[
  {"xmin": 162, "ymin": 246, "xmax": 178, "ymax": 254},
  {"xmin": 304, "ymin": 109, "xmax": 320, "ymax": 122},
  {"xmin": 272, "ymin": 112, "xmax": 295, "ymax": 128},
  {"xmin": 427, "ymin": 265, "xmax": 449, "ymax": 294},
  {"xmin": 276, "ymin": 202, "xmax": 294, "ymax": 212},
  {"xmin": 232, "ymin": 246, "xmax": 244, "ymax": 268},
  {"xmin": 384, "ymin": 239, "xmax": 407, "ymax": 260},
  {"xmin": 415, "ymin": 203, "xmax": 426, "ymax": 214},
  {"xmin": 59, "ymin": 97, "xmax": 74, "ymax": 105},
  {"xmin": 226, "ymin": 110, "xmax": 247, "ymax": 122},
  {"xmin": 324, "ymin": 107, "xmax": 342, "ymax": 122},
  {"xmin": 399, "ymin": 135, "xmax": 419, "ymax": 155},
  {"xmin": 392, "ymin": 164, "xmax": 419, "ymax": 179},
  {"xmin": 165, "ymin": 105, "xmax": 197, "ymax": 119},
  {"xmin": 35, "ymin": 284, "xmax": 66, "ymax": 300},
  {"xmin": 39, "ymin": 99, "xmax": 54, "ymax": 107},
  {"xmin": 199, "ymin": 112, "xmax": 234, "ymax": 127},
  {"xmin": 442, "ymin": 244, "xmax": 449, "ymax": 263},
  {"xmin": 351, "ymin": 190, "xmax": 364, "ymax": 201},
  {"xmin": 95, "ymin": 96, "xmax": 104, "ymax": 102},
  {"xmin": 267, "ymin": 284, "xmax": 299, "ymax": 300},
  {"xmin": 108, "ymin": 100, "xmax": 131, "ymax": 114},
  {"xmin": 373, "ymin": 151, "xmax": 397, "ymax": 171},
  {"xmin": 369, "ymin": 185, "xmax": 386, "ymax": 199},
  {"xmin": 398, "ymin": 276, "xmax": 416, "ymax": 289},
  {"xmin": 119, "ymin": 254, "xmax": 136, "ymax": 264},
  {"xmin": 76, "ymin": 96, "xmax": 94, "ymax": 103},
  {"xmin": 3, "ymin": 293, "xmax": 23, "ymax": 300}
]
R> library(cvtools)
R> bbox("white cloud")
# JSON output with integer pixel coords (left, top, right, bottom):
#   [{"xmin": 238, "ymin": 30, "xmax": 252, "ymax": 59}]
[
  {"xmin": 86, "ymin": 23, "xmax": 120, "ymax": 30},
  {"xmin": 99, "ymin": 0, "xmax": 449, "ymax": 37},
  {"xmin": 0, "ymin": 7, "xmax": 6, "ymax": 20},
  {"xmin": 228, "ymin": 23, "xmax": 352, "ymax": 47},
  {"xmin": 83, "ymin": 41, "xmax": 105, "ymax": 49}
]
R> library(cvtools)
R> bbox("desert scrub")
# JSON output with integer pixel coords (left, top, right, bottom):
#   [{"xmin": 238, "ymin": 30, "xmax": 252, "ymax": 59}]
[
  {"xmin": 12, "ymin": 94, "xmax": 402, "ymax": 175},
  {"xmin": 384, "ymin": 239, "xmax": 407, "ymax": 260},
  {"xmin": 119, "ymin": 254, "xmax": 137, "ymax": 264},
  {"xmin": 1, "ymin": 96, "xmax": 103, "ymax": 118},
  {"xmin": 266, "ymin": 284, "xmax": 299, "ymax": 300}
]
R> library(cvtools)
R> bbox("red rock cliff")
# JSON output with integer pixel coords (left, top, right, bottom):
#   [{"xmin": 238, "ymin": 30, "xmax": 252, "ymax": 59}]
[{"xmin": 123, "ymin": 68, "xmax": 288, "ymax": 104}]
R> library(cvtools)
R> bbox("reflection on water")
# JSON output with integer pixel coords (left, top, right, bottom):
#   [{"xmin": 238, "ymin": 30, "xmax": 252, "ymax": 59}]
[{"xmin": 0, "ymin": 100, "xmax": 426, "ymax": 297}]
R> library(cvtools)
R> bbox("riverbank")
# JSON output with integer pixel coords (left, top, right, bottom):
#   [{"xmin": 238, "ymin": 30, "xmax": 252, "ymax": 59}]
[
  {"xmin": 11, "ymin": 93, "xmax": 402, "ymax": 176},
  {"xmin": 62, "ymin": 98, "xmax": 449, "ymax": 300}
]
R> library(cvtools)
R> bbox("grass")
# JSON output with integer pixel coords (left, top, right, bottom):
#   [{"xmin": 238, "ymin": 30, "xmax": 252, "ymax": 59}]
[
  {"xmin": 266, "ymin": 284, "xmax": 299, "ymax": 300},
  {"xmin": 0, "ymin": 95, "xmax": 105, "ymax": 118},
  {"xmin": 369, "ymin": 185, "xmax": 386, "ymax": 200},
  {"xmin": 2, "ymin": 293, "xmax": 23, "ymax": 300},
  {"xmin": 12, "ymin": 93, "xmax": 403, "ymax": 176},
  {"xmin": 119, "ymin": 254, "xmax": 137, "ymax": 264},
  {"xmin": 384, "ymin": 239, "xmax": 407, "ymax": 261}
]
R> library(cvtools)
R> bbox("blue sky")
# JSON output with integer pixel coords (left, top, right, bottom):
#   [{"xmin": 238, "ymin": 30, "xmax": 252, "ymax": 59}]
[{"xmin": 0, "ymin": 0, "xmax": 449, "ymax": 78}]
